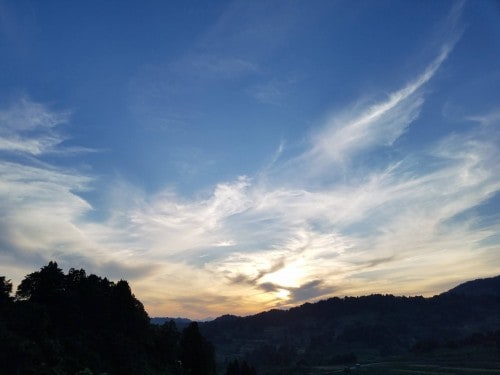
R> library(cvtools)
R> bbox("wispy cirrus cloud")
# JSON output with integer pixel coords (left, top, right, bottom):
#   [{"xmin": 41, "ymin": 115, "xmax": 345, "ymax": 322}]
[
  {"xmin": 113, "ymin": 84, "xmax": 500, "ymax": 316},
  {"xmin": 3, "ymin": 29, "xmax": 500, "ymax": 319},
  {"xmin": 0, "ymin": 99, "xmax": 90, "ymax": 280},
  {"xmin": 303, "ymin": 43, "xmax": 455, "ymax": 172},
  {"xmin": 248, "ymin": 77, "xmax": 298, "ymax": 105},
  {"xmin": 0, "ymin": 98, "xmax": 70, "ymax": 155},
  {"xmin": 0, "ymin": 98, "xmax": 96, "ymax": 156},
  {"xmin": 0, "ymin": 99, "xmax": 154, "ymax": 287},
  {"xmin": 135, "ymin": 40, "xmax": 500, "ymax": 315}
]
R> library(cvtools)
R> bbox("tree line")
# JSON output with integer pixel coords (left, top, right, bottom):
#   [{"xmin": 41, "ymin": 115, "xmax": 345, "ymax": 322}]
[{"xmin": 0, "ymin": 262, "xmax": 219, "ymax": 375}]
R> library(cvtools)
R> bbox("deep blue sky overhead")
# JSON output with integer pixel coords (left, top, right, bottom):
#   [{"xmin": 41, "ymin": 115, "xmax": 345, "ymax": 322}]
[{"xmin": 1, "ymin": 0, "xmax": 499, "ymax": 318}]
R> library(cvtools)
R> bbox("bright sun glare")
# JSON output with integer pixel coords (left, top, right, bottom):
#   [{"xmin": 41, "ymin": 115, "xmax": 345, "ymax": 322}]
[
  {"xmin": 276, "ymin": 289, "xmax": 290, "ymax": 299},
  {"xmin": 262, "ymin": 263, "xmax": 304, "ymax": 289}
]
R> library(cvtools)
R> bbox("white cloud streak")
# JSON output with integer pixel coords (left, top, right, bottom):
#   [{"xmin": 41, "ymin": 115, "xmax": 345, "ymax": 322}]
[
  {"xmin": 0, "ymin": 98, "xmax": 69, "ymax": 155},
  {"xmin": 305, "ymin": 44, "xmax": 454, "ymax": 170}
]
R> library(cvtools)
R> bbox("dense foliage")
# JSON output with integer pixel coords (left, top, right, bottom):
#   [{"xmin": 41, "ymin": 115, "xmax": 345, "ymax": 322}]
[
  {"xmin": 0, "ymin": 262, "xmax": 215, "ymax": 375},
  {"xmin": 225, "ymin": 359, "xmax": 257, "ymax": 375}
]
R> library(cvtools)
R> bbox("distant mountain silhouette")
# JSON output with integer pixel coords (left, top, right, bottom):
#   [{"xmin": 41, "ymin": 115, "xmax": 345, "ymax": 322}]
[
  {"xmin": 443, "ymin": 275, "xmax": 500, "ymax": 297},
  {"xmin": 199, "ymin": 275, "xmax": 500, "ymax": 374},
  {"xmin": 151, "ymin": 317, "xmax": 193, "ymax": 330}
]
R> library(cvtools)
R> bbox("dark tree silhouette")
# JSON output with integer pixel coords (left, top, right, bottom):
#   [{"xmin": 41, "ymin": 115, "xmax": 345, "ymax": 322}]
[
  {"xmin": 153, "ymin": 320, "xmax": 181, "ymax": 366},
  {"xmin": 0, "ymin": 261, "xmax": 217, "ymax": 374},
  {"xmin": 226, "ymin": 359, "xmax": 240, "ymax": 375},
  {"xmin": 181, "ymin": 322, "xmax": 216, "ymax": 375},
  {"xmin": 240, "ymin": 360, "xmax": 257, "ymax": 375},
  {"xmin": 16, "ymin": 261, "xmax": 65, "ymax": 302},
  {"xmin": 0, "ymin": 276, "xmax": 12, "ymax": 302},
  {"xmin": 226, "ymin": 359, "xmax": 257, "ymax": 375}
]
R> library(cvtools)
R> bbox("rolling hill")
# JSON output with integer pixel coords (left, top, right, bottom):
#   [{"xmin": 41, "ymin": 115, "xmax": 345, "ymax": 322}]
[{"xmin": 199, "ymin": 275, "xmax": 500, "ymax": 374}]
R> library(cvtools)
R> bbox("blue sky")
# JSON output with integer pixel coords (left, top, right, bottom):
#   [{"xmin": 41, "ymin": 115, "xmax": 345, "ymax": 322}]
[{"xmin": 1, "ymin": 0, "xmax": 499, "ymax": 318}]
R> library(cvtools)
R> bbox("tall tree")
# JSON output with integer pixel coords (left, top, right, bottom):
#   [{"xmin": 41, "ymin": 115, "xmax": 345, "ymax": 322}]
[
  {"xmin": 180, "ymin": 322, "xmax": 216, "ymax": 375},
  {"xmin": 0, "ymin": 276, "xmax": 12, "ymax": 303},
  {"xmin": 226, "ymin": 359, "xmax": 257, "ymax": 375},
  {"xmin": 16, "ymin": 261, "xmax": 65, "ymax": 303}
]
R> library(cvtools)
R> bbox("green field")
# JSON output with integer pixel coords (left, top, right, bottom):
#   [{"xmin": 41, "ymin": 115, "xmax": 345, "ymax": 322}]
[
  {"xmin": 288, "ymin": 347, "xmax": 500, "ymax": 375},
  {"xmin": 304, "ymin": 363, "xmax": 500, "ymax": 375},
  {"xmin": 343, "ymin": 363, "xmax": 500, "ymax": 375}
]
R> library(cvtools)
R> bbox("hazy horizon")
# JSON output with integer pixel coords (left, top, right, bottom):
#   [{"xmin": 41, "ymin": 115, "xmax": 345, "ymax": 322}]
[{"xmin": 1, "ymin": 0, "xmax": 499, "ymax": 319}]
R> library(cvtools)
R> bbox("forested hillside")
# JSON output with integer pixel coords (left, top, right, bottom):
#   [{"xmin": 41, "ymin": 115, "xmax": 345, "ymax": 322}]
[
  {"xmin": 201, "ymin": 276, "xmax": 500, "ymax": 374},
  {"xmin": 444, "ymin": 275, "xmax": 500, "ymax": 297}
]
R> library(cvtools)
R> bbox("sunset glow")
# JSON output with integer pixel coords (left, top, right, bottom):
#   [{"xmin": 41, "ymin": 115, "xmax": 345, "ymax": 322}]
[{"xmin": 1, "ymin": 1, "xmax": 499, "ymax": 319}]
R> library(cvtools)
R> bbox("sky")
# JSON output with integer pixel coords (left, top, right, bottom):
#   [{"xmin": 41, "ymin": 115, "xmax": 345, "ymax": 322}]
[{"xmin": 0, "ymin": 0, "xmax": 499, "ymax": 319}]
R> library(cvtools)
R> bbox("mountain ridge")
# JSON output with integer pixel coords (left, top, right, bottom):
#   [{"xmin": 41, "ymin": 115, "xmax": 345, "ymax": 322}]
[
  {"xmin": 443, "ymin": 275, "xmax": 500, "ymax": 297},
  {"xmin": 153, "ymin": 274, "xmax": 500, "ymax": 322},
  {"xmin": 198, "ymin": 275, "xmax": 500, "ymax": 373}
]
